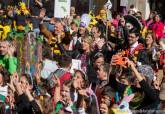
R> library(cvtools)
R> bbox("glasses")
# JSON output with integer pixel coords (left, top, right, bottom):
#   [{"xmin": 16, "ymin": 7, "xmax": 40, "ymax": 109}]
[{"xmin": 129, "ymin": 35, "xmax": 136, "ymax": 38}]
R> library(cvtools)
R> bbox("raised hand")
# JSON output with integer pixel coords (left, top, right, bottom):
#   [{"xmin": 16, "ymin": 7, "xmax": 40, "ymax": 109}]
[
  {"xmin": 100, "ymin": 103, "xmax": 109, "ymax": 114},
  {"xmin": 53, "ymin": 76, "xmax": 61, "ymax": 87},
  {"xmin": 7, "ymin": 44, "xmax": 15, "ymax": 57},
  {"xmin": 7, "ymin": 79, "xmax": 16, "ymax": 92},
  {"xmin": 96, "ymin": 39, "xmax": 105, "ymax": 50},
  {"xmin": 78, "ymin": 89, "xmax": 88, "ymax": 97},
  {"xmin": 12, "ymin": 72, "xmax": 19, "ymax": 85}
]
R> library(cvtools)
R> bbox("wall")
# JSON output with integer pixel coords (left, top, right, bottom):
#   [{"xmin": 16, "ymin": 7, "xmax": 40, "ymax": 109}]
[{"xmin": 127, "ymin": 0, "xmax": 150, "ymax": 19}]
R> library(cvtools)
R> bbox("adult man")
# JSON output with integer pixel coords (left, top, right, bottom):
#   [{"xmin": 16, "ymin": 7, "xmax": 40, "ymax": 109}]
[
  {"xmin": 40, "ymin": 20, "xmax": 65, "ymax": 60},
  {"xmin": 49, "ymin": 21, "xmax": 65, "ymax": 56},
  {"xmin": 0, "ymin": 41, "xmax": 17, "ymax": 74},
  {"xmin": 68, "ymin": 21, "xmax": 80, "ymax": 51},
  {"xmin": 123, "ymin": 28, "xmax": 150, "ymax": 65}
]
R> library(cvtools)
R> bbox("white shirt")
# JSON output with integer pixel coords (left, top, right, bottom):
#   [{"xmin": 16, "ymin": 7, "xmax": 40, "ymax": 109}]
[
  {"xmin": 0, "ymin": 86, "xmax": 8, "ymax": 97},
  {"xmin": 130, "ymin": 41, "xmax": 138, "ymax": 54},
  {"xmin": 69, "ymin": 36, "xmax": 78, "ymax": 51},
  {"xmin": 69, "ymin": 36, "xmax": 81, "ymax": 51}
]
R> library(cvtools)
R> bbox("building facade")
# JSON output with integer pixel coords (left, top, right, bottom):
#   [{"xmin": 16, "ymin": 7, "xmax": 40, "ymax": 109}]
[{"xmin": 71, "ymin": 0, "xmax": 150, "ymax": 19}]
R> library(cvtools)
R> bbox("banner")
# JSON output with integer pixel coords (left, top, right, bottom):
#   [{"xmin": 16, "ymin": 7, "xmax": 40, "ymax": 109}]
[{"xmin": 54, "ymin": 0, "xmax": 71, "ymax": 18}]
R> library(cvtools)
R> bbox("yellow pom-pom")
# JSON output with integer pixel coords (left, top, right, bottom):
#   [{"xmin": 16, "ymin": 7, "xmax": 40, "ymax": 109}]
[
  {"xmin": 16, "ymin": 8, "xmax": 21, "ymax": 15},
  {"xmin": 19, "ymin": 2, "xmax": 26, "ymax": 10},
  {"xmin": 23, "ymin": 10, "xmax": 30, "ymax": 15}
]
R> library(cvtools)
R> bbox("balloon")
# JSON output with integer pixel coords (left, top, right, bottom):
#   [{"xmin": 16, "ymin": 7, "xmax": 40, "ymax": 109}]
[{"xmin": 80, "ymin": 14, "xmax": 91, "ymax": 28}]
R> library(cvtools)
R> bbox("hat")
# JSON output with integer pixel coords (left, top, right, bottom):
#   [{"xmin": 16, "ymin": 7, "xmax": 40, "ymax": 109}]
[
  {"xmin": 137, "ymin": 65, "xmax": 154, "ymax": 85},
  {"xmin": 159, "ymin": 83, "xmax": 165, "ymax": 100},
  {"xmin": 80, "ymin": 14, "xmax": 91, "ymax": 28},
  {"xmin": 124, "ymin": 15, "xmax": 142, "ymax": 33},
  {"xmin": 137, "ymin": 65, "xmax": 154, "ymax": 80}
]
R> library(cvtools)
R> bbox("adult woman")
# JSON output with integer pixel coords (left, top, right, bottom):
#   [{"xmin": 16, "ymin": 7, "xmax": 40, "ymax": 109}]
[
  {"xmin": 152, "ymin": 14, "xmax": 164, "ymax": 41},
  {"xmin": 146, "ymin": 11, "xmax": 157, "ymax": 30},
  {"xmin": 77, "ymin": 24, "xmax": 89, "ymax": 42},
  {"xmin": 118, "ymin": 16, "xmax": 129, "ymax": 48},
  {"xmin": 145, "ymin": 31, "xmax": 158, "ymax": 69},
  {"xmin": 108, "ymin": 24, "xmax": 124, "ymax": 52},
  {"xmin": 58, "ymin": 35, "xmax": 95, "ymax": 83},
  {"xmin": 0, "ymin": 67, "xmax": 10, "ymax": 103},
  {"xmin": 72, "ymin": 70, "xmax": 89, "ymax": 90},
  {"xmin": 93, "ymin": 52, "xmax": 105, "ymax": 68}
]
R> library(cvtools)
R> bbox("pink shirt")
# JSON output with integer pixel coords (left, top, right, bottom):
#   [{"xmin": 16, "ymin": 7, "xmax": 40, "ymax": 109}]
[
  {"xmin": 152, "ymin": 21, "xmax": 164, "ymax": 40},
  {"xmin": 112, "ymin": 19, "xmax": 119, "ymax": 28}
]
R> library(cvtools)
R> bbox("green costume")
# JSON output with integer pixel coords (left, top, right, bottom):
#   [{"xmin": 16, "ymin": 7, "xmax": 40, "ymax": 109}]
[
  {"xmin": 55, "ymin": 101, "xmax": 76, "ymax": 114},
  {"xmin": 0, "ymin": 55, "xmax": 17, "ymax": 75}
]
